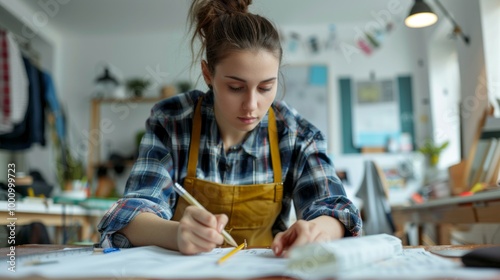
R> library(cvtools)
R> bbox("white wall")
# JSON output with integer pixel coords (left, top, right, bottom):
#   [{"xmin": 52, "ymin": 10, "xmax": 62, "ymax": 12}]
[
  {"xmin": 411, "ymin": 0, "xmax": 490, "ymax": 162},
  {"xmin": 55, "ymin": 31, "xmax": 196, "ymax": 192},
  {"xmin": 279, "ymin": 17, "xmax": 428, "ymax": 155},
  {"xmin": 481, "ymin": 0, "xmax": 500, "ymax": 115},
  {"xmin": 443, "ymin": 0, "xmax": 488, "ymax": 157},
  {"xmin": 428, "ymin": 20, "xmax": 461, "ymax": 169},
  {"xmin": 58, "ymin": 31, "xmax": 194, "ymax": 152}
]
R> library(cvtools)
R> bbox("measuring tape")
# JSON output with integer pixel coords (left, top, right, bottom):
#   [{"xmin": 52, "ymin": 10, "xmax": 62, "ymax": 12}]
[{"xmin": 1, "ymin": 247, "xmax": 95, "ymax": 265}]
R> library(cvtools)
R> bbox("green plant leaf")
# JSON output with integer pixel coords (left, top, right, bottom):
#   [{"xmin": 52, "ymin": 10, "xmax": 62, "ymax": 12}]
[{"xmin": 417, "ymin": 139, "xmax": 449, "ymax": 156}]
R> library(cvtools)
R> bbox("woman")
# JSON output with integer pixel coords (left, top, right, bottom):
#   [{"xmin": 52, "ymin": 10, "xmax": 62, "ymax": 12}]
[{"xmin": 98, "ymin": 0, "xmax": 362, "ymax": 256}]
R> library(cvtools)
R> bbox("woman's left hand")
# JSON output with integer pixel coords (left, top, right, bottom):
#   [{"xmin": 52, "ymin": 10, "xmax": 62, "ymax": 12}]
[{"xmin": 271, "ymin": 216, "xmax": 345, "ymax": 257}]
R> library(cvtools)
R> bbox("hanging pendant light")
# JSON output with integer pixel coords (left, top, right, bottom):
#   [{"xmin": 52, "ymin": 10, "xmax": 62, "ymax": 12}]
[{"xmin": 405, "ymin": 0, "xmax": 438, "ymax": 28}]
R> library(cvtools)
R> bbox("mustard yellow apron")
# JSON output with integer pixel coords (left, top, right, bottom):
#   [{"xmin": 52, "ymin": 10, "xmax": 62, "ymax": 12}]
[{"xmin": 172, "ymin": 96, "xmax": 283, "ymax": 247}]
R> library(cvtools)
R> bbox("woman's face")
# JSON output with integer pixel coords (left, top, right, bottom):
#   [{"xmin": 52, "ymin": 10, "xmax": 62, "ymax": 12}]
[{"xmin": 203, "ymin": 49, "xmax": 279, "ymax": 137}]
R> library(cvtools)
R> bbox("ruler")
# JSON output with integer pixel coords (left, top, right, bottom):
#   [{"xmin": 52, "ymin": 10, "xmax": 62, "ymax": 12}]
[{"xmin": 1, "ymin": 247, "xmax": 95, "ymax": 265}]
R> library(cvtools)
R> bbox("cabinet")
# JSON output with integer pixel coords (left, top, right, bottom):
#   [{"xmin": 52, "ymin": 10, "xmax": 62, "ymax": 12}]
[{"xmin": 86, "ymin": 97, "xmax": 163, "ymax": 189}]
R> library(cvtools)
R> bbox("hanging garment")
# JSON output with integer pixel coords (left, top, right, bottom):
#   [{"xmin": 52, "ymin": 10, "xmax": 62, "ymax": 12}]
[
  {"xmin": 0, "ymin": 56, "xmax": 44, "ymax": 150},
  {"xmin": 172, "ymin": 96, "xmax": 284, "ymax": 247},
  {"xmin": 0, "ymin": 30, "xmax": 29, "ymax": 134},
  {"xmin": 355, "ymin": 160, "xmax": 395, "ymax": 235},
  {"xmin": 41, "ymin": 71, "xmax": 65, "ymax": 142}
]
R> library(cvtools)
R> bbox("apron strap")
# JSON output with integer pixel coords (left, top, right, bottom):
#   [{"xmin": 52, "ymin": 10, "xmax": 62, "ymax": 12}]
[
  {"xmin": 267, "ymin": 108, "xmax": 282, "ymax": 183},
  {"xmin": 187, "ymin": 96, "xmax": 203, "ymax": 178},
  {"xmin": 187, "ymin": 96, "xmax": 282, "ymax": 183}
]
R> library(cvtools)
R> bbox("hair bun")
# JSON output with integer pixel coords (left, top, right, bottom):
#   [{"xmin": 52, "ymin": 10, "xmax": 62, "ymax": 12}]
[{"xmin": 220, "ymin": 0, "xmax": 252, "ymax": 14}]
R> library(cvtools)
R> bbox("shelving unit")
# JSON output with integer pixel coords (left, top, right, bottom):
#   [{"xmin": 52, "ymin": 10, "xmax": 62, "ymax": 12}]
[
  {"xmin": 86, "ymin": 97, "xmax": 163, "ymax": 187},
  {"xmin": 481, "ymin": 117, "xmax": 500, "ymax": 139}
]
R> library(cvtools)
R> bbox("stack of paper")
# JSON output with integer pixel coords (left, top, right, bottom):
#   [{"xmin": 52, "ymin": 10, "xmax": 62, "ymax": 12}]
[{"xmin": 288, "ymin": 234, "xmax": 403, "ymax": 277}]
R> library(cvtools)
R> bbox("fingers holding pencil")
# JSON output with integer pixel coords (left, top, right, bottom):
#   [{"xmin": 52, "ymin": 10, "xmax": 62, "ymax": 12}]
[
  {"xmin": 173, "ymin": 183, "xmax": 238, "ymax": 248},
  {"xmin": 177, "ymin": 206, "xmax": 228, "ymax": 255}
]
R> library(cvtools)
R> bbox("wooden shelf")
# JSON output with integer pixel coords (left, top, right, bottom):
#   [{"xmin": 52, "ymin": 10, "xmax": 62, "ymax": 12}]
[
  {"xmin": 481, "ymin": 117, "xmax": 500, "ymax": 139},
  {"xmin": 86, "ymin": 97, "xmax": 160, "ymax": 184}
]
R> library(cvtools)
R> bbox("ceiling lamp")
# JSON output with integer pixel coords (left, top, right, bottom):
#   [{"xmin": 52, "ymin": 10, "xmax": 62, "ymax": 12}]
[
  {"xmin": 405, "ymin": 0, "xmax": 470, "ymax": 45},
  {"xmin": 405, "ymin": 0, "xmax": 438, "ymax": 28}
]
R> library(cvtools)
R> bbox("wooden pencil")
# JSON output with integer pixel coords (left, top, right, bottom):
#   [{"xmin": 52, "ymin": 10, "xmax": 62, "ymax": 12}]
[{"xmin": 217, "ymin": 240, "xmax": 246, "ymax": 265}]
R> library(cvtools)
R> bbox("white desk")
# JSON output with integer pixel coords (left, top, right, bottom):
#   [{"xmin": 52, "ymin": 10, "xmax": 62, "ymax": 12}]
[{"xmin": 0, "ymin": 198, "xmax": 111, "ymax": 243}]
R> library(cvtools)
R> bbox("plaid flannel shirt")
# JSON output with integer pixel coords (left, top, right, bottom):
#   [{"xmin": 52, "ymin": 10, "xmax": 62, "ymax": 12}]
[{"xmin": 98, "ymin": 90, "xmax": 362, "ymax": 248}]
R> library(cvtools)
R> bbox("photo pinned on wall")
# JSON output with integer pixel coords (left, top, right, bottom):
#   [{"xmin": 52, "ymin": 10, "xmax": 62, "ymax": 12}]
[
  {"xmin": 357, "ymin": 39, "xmax": 373, "ymax": 55},
  {"xmin": 287, "ymin": 32, "xmax": 301, "ymax": 53},
  {"xmin": 279, "ymin": 64, "xmax": 329, "ymax": 139},
  {"xmin": 365, "ymin": 33, "xmax": 380, "ymax": 49},
  {"xmin": 324, "ymin": 24, "xmax": 340, "ymax": 51},
  {"xmin": 309, "ymin": 36, "xmax": 319, "ymax": 54},
  {"xmin": 355, "ymin": 20, "xmax": 396, "ymax": 56},
  {"xmin": 281, "ymin": 20, "xmax": 396, "ymax": 57}
]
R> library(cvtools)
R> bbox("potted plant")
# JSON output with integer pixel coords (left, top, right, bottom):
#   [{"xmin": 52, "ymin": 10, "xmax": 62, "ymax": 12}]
[
  {"xmin": 126, "ymin": 78, "xmax": 151, "ymax": 97},
  {"xmin": 418, "ymin": 139, "xmax": 449, "ymax": 167},
  {"xmin": 55, "ymin": 145, "xmax": 86, "ymax": 192},
  {"xmin": 176, "ymin": 80, "xmax": 193, "ymax": 93}
]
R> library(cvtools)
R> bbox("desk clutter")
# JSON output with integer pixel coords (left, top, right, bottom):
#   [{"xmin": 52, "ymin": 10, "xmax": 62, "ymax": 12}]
[
  {"xmin": 0, "ymin": 170, "xmax": 53, "ymax": 199},
  {"xmin": 1, "ymin": 235, "xmax": 499, "ymax": 279},
  {"xmin": 0, "ymin": 197, "xmax": 116, "ymax": 245},
  {"xmin": 448, "ymin": 106, "xmax": 500, "ymax": 197}
]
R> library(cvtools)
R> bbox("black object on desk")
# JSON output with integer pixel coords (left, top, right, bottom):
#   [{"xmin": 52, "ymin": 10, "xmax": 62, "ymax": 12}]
[
  {"xmin": 462, "ymin": 246, "xmax": 500, "ymax": 268},
  {"xmin": 0, "ymin": 170, "xmax": 53, "ymax": 197}
]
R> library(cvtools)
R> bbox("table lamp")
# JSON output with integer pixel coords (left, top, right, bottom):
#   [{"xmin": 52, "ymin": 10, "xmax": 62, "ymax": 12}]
[{"xmin": 94, "ymin": 66, "xmax": 119, "ymax": 98}]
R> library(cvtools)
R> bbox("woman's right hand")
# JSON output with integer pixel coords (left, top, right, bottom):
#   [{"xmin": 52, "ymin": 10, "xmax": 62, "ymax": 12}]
[{"xmin": 177, "ymin": 205, "xmax": 228, "ymax": 255}]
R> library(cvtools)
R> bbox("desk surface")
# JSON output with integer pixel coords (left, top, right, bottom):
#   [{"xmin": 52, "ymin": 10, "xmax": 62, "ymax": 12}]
[
  {"xmin": 0, "ymin": 244, "xmax": 498, "ymax": 280},
  {"xmin": 393, "ymin": 189, "xmax": 500, "ymax": 210},
  {"xmin": 0, "ymin": 198, "xmax": 114, "ymax": 243},
  {"xmin": 0, "ymin": 198, "xmax": 112, "ymax": 216}
]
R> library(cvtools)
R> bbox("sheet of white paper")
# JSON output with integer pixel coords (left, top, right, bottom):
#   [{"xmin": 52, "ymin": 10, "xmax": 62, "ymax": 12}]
[
  {"xmin": 1, "ymin": 246, "xmax": 500, "ymax": 279},
  {"xmin": 291, "ymin": 248, "xmax": 500, "ymax": 280},
  {"xmin": 2, "ymin": 246, "xmax": 288, "ymax": 279}
]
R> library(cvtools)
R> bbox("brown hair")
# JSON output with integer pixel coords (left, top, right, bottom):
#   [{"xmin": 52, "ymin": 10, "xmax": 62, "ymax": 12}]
[{"xmin": 189, "ymin": 0, "xmax": 282, "ymax": 76}]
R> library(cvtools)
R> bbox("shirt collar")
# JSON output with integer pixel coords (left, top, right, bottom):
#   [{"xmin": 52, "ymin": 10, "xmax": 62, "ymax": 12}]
[
  {"xmin": 202, "ymin": 90, "xmax": 270, "ymax": 158},
  {"xmin": 240, "ymin": 111, "xmax": 270, "ymax": 158}
]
